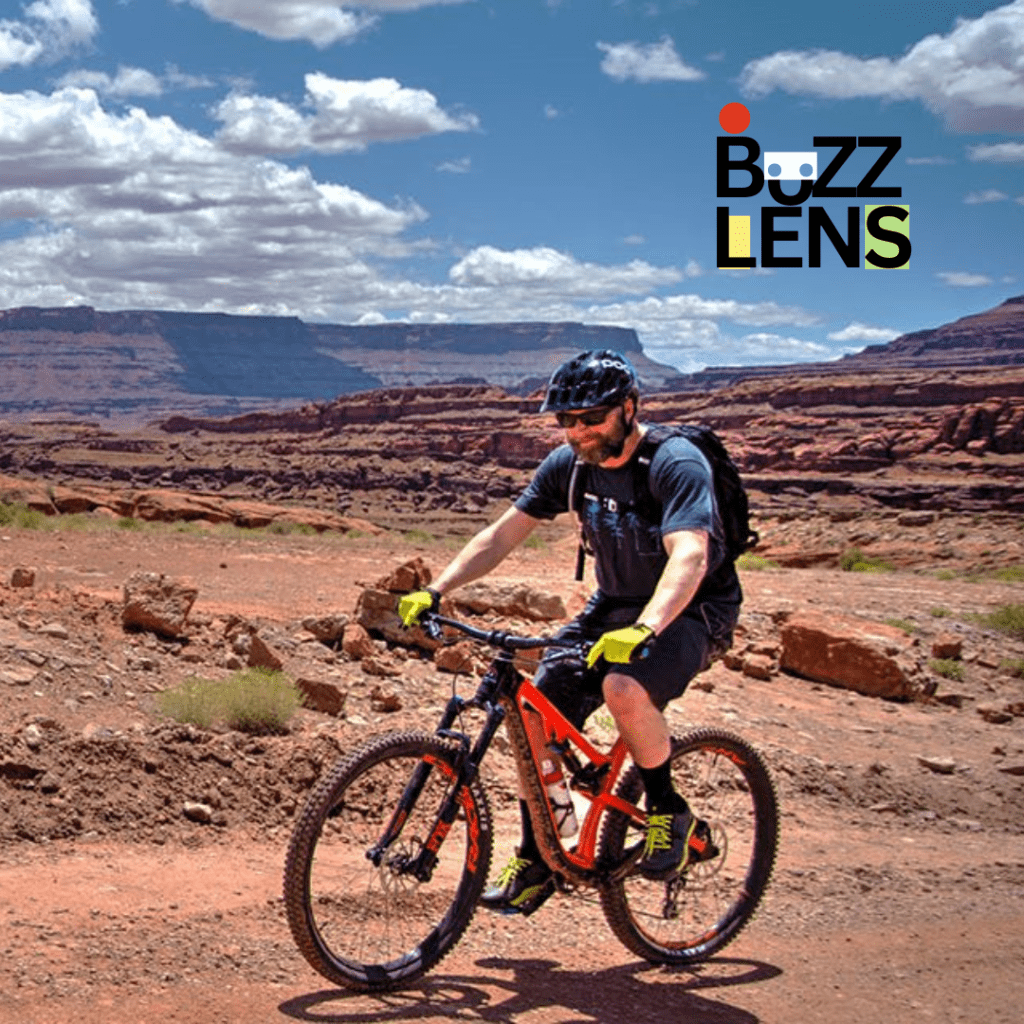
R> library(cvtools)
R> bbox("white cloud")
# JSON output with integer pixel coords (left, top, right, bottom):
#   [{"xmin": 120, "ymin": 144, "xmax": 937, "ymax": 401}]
[
  {"xmin": 177, "ymin": 0, "xmax": 469, "ymax": 46},
  {"xmin": 437, "ymin": 156, "xmax": 470, "ymax": 173},
  {"xmin": 447, "ymin": 246, "xmax": 681, "ymax": 296},
  {"xmin": 57, "ymin": 66, "xmax": 163, "ymax": 97},
  {"xmin": 0, "ymin": 0, "xmax": 97, "ymax": 69},
  {"xmin": 827, "ymin": 322, "xmax": 901, "ymax": 343},
  {"xmin": 906, "ymin": 155, "xmax": 954, "ymax": 165},
  {"xmin": 0, "ymin": 84, "xmax": 825, "ymax": 369},
  {"xmin": 964, "ymin": 188, "xmax": 1009, "ymax": 203},
  {"xmin": 598, "ymin": 38, "xmax": 705, "ymax": 83},
  {"xmin": 936, "ymin": 271, "xmax": 994, "ymax": 287},
  {"xmin": 969, "ymin": 141, "xmax": 1024, "ymax": 162},
  {"xmin": 215, "ymin": 73, "xmax": 479, "ymax": 155},
  {"xmin": 0, "ymin": 87, "xmax": 425, "ymax": 313},
  {"xmin": 740, "ymin": 1, "xmax": 1024, "ymax": 131}
]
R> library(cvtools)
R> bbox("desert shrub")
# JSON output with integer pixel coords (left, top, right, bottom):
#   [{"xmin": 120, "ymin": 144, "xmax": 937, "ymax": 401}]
[
  {"xmin": 267, "ymin": 521, "xmax": 316, "ymax": 536},
  {"xmin": 988, "ymin": 566, "xmax": 1024, "ymax": 583},
  {"xmin": 973, "ymin": 603, "xmax": 1024, "ymax": 641},
  {"xmin": 935, "ymin": 569, "xmax": 957, "ymax": 581},
  {"xmin": 404, "ymin": 529, "xmax": 434, "ymax": 544},
  {"xmin": 1000, "ymin": 658, "xmax": 1024, "ymax": 678},
  {"xmin": 736, "ymin": 553, "xmax": 779, "ymax": 571},
  {"xmin": 117, "ymin": 515, "xmax": 142, "ymax": 530},
  {"xmin": 839, "ymin": 547, "xmax": 893, "ymax": 573},
  {"xmin": 523, "ymin": 533, "xmax": 547, "ymax": 550},
  {"xmin": 930, "ymin": 606, "xmax": 952, "ymax": 618},
  {"xmin": 929, "ymin": 658, "xmax": 965, "ymax": 682},
  {"xmin": 157, "ymin": 669, "xmax": 303, "ymax": 735},
  {"xmin": 0, "ymin": 502, "xmax": 49, "ymax": 529},
  {"xmin": 885, "ymin": 618, "xmax": 917, "ymax": 635},
  {"xmin": 155, "ymin": 678, "xmax": 219, "ymax": 730}
]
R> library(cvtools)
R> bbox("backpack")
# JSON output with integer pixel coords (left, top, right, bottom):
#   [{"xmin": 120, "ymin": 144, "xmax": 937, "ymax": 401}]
[{"xmin": 567, "ymin": 423, "xmax": 759, "ymax": 581}]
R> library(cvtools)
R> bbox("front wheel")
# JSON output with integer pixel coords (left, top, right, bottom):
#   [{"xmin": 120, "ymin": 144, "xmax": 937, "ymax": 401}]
[
  {"xmin": 598, "ymin": 728, "xmax": 778, "ymax": 965},
  {"xmin": 283, "ymin": 731, "xmax": 493, "ymax": 991}
]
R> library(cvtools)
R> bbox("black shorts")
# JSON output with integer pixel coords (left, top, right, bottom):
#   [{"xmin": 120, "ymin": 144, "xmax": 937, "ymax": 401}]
[{"xmin": 533, "ymin": 592, "xmax": 718, "ymax": 731}]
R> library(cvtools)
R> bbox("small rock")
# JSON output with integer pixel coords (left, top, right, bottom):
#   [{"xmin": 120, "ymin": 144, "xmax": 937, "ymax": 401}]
[
  {"xmin": 370, "ymin": 686, "xmax": 402, "ymax": 713},
  {"xmin": 375, "ymin": 557, "xmax": 433, "ymax": 594},
  {"xmin": 81, "ymin": 722, "xmax": 115, "ymax": 741},
  {"xmin": 931, "ymin": 634, "xmax": 963, "ymax": 660},
  {"xmin": 183, "ymin": 801, "xmax": 214, "ymax": 824},
  {"xmin": 977, "ymin": 703, "xmax": 1014, "ymax": 725},
  {"xmin": 301, "ymin": 614, "xmax": 349, "ymax": 644},
  {"xmin": 38, "ymin": 771, "xmax": 61, "ymax": 794},
  {"xmin": 896, "ymin": 511, "xmax": 937, "ymax": 527},
  {"xmin": 997, "ymin": 763, "xmax": 1024, "ymax": 777},
  {"xmin": 362, "ymin": 654, "xmax": 402, "ymax": 678},
  {"xmin": 10, "ymin": 567, "xmax": 36, "ymax": 588},
  {"xmin": 248, "ymin": 634, "xmax": 284, "ymax": 671},
  {"xmin": 917, "ymin": 755, "xmax": 957, "ymax": 775},
  {"xmin": 741, "ymin": 653, "xmax": 775, "ymax": 681},
  {"xmin": 342, "ymin": 623, "xmax": 376, "ymax": 660},
  {"xmin": 23, "ymin": 724, "xmax": 44, "ymax": 750},
  {"xmin": 434, "ymin": 642, "xmax": 478, "ymax": 675},
  {"xmin": 1, "ymin": 666, "xmax": 37, "ymax": 686},
  {"xmin": 295, "ymin": 677, "xmax": 347, "ymax": 717}
]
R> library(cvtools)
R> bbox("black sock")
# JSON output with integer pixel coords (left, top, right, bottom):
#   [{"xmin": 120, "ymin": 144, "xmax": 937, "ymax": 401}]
[
  {"xmin": 639, "ymin": 760, "xmax": 689, "ymax": 815},
  {"xmin": 517, "ymin": 799, "xmax": 541, "ymax": 860}
]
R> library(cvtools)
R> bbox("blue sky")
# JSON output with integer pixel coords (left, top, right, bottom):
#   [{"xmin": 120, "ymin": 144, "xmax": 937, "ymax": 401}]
[{"xmin": 0, "ymin": 1, "xmax": 1022, "ymax": 373}]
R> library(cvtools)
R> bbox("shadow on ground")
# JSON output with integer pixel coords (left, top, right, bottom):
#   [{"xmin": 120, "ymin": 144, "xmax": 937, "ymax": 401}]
[{"xmin": 279, "ymin": 955, "xmax": 782, "ymax": 1023}]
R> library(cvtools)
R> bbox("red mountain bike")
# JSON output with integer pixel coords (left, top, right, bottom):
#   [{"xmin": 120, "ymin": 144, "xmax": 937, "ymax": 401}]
[{"xmin": 284, "ymin": 610, "xmax": 779, "ymax": 992}]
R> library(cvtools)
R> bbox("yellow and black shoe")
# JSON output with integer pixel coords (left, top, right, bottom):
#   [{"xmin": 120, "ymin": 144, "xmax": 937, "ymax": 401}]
[
  {"xmin": 638, "ymin": 810, "xmax": 719, "ymax": 881},
  {"xmin": 479, "ymin": 854, "xmax": 555, "ymax": 917}
]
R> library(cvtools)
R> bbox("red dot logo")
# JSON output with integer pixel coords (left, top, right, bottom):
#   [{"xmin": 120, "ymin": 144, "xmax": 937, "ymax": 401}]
[{"xmin": 719, "ymin": 102, "xmax": 750, "ymax": 134}]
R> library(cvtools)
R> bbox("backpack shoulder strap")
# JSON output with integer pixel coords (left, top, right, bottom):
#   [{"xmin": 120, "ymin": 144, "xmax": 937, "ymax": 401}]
[{"xmin": 630, "ymin": 424, "xmax": 678, "ymax": 522}]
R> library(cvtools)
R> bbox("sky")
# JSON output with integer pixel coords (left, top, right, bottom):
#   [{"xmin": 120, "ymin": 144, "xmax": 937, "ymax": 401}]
[{"xmin": 0, "ymin": 0, "xmax": 1022, "ymax": 374}]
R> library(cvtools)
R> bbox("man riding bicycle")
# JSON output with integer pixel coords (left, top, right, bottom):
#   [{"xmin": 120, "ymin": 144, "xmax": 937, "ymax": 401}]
[{"xmin": 399, "ymin": 349, "xmax": 742, "ymax": 916}]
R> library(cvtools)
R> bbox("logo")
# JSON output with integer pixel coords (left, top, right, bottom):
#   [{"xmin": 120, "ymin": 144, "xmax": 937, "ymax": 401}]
[{"xmin": 715, "ymin": 103, "xmax": 910, "ymax": 270}]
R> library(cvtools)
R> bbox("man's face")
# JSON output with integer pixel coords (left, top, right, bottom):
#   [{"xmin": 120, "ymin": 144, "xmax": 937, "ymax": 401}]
[{"xmin": 557, "ymin": 402, "xmax": 632, "ymax": 465}]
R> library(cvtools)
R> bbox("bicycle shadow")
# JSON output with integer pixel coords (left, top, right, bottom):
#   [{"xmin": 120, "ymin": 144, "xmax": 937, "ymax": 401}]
[{"xmin": 279, "ymin": 955, "xmax": 781, "ymax": 1023}]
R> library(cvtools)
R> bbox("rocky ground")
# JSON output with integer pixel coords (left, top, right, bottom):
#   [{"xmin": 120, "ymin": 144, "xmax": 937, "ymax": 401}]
[{"xmin": 1, "ymin": 506, "xmax": 1023, "ymax": 1023}]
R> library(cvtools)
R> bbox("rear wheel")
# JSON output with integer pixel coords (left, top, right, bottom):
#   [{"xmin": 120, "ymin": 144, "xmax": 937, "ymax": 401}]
[
  {"xmin": 598, "ymin": 728, "xmax": 778, "ymax": 964},
  {"xmin": 283, "ymin": 731, "xmax": 493, "ymax": 991}
]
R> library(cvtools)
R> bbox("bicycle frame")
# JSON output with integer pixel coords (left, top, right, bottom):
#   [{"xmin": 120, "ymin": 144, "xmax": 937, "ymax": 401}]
[{"xmin": 393, "ymin": 614, "xmax": 648, "ymax": 891}]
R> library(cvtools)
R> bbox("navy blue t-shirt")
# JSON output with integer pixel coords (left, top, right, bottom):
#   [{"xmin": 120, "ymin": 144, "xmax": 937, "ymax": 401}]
[{"xmin": 514, "ymin": 433, "xmax": 741, "ymax": 638}]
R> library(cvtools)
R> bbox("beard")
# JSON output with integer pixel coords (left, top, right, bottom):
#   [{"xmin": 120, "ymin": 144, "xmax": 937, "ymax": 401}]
[{"xmin": 569, "ymin": 407, "xmax": 634, "ymax": 465}]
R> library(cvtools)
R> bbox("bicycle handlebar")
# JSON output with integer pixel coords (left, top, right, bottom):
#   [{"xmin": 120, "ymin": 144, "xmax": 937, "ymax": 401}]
[{"xmin": 421, "ymin": 610, "xmax": 583, "ymax": 654}]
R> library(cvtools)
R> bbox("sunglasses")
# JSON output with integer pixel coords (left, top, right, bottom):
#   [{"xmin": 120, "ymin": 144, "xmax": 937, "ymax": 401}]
[{"xmin": 554, "ymin": 406, "xmax": 616, "ymax": 429}]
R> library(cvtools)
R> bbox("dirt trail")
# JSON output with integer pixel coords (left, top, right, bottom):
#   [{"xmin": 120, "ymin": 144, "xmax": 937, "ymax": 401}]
[{"xmin": 1, "ymin": 524, "xmax": 1023, "ymax": 1022}]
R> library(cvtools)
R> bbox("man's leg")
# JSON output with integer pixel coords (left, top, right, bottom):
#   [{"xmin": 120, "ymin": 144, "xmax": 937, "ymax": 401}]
[
  {"xmin": 479, "ymin": 644, "xmax": 599, "ymax": 917},
  {"xmin": 603, "ymin": 670, "xmax": 717, "ymax": 878}
]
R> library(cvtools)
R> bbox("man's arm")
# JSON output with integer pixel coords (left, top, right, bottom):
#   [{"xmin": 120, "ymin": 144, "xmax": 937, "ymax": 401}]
[
  {"xmin": 636, "ymin": 528, "xmax": 709, "ymax": 635},
  {"xmin": 432, "ymin": 505, "xmax": 541, "ymax": 596}
]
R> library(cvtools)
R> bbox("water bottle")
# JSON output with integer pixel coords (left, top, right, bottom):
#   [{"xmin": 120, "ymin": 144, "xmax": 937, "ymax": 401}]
[{"xmin": 542, "ymin": 759, "xmax": 578, "ymax": 837}]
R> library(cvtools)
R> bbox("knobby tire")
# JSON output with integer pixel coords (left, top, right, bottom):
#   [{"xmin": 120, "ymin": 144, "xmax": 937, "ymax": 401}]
[
  {"xmin": 598, "ymin": 728, "xmax": 779, "ymax": 964},
  {"xmin": 283, "ymin": 730, "xmax": 493, "ymax": 991}
]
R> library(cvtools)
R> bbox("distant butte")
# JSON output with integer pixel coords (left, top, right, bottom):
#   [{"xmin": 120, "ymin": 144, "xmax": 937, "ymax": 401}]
[{"xmin": 0, "ymin": 296, "xmax": 1022, "ymax": 423}]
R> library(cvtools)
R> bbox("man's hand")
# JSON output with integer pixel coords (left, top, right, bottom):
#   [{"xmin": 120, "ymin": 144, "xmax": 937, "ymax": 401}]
[
  {"xmin": 398, "ymin": 588, "xmax": 440, "ymax": 627},
  {"xmin": 586, "ymin": 624, "xmax": 655, "ymax": 668}
]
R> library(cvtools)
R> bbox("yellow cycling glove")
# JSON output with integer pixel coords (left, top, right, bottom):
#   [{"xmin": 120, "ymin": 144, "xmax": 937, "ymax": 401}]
[
  {"xmin": 586, "ymin": 624, "xmax": 655, "ymax": 668},
  {"xmin": 398, "ymin": 588, "xmax": 440, "ymax": 627}
]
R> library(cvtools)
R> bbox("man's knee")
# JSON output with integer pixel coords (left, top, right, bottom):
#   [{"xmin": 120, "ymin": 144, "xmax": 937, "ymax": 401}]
[{"xmin": 602, "ymin": 672, "xmax": 654, "ymax": 717}]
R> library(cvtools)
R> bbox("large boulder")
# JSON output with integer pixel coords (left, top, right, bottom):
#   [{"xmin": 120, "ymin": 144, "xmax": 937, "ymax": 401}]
[
  {"xmin": 452, "ymin": 580, "xmax": 566, "ymax": 622},
  {"xmin": 121, "ymin": 571, "xmax": 198, "ymax": 638},
  {"xmin": 779, "ymin": 610, "xmax": 926, "ymax": 700}
]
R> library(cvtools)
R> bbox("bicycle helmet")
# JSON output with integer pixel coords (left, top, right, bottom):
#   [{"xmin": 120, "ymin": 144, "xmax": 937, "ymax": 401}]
[{"xmin": 539, "ymin": 350, "xmax": 639, "ymax": 413}]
